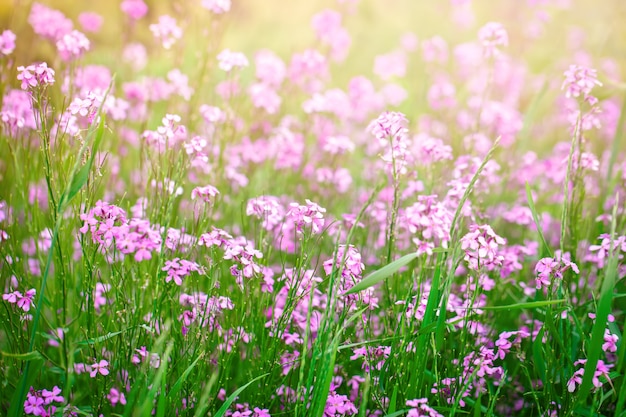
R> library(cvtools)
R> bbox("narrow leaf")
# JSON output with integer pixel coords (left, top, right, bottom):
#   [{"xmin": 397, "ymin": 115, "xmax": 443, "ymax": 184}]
[
  {"xmin": 213, "ymin": 373, "xmax": 269, "ymax": 417},
  {"xmin": 525, "ymin": 182, "xmax": 553, "ymax": 257},
  {"xmin": 345, "ymin": 252, "xmax": 418, "ymax": 295},
  {"xmin": 1, "ymin": 350, "xmax": 44, "ymax": 361}
]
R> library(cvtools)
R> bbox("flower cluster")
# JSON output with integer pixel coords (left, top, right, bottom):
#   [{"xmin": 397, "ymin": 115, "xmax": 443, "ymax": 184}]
[
  {"xmin": 460, "ymin": 224, "xmax": 506, "ymax": 271},
  {"xmin": 3, "ymin": 288, "xmax": 36, "ymax": 312},
  {"xmin": 24, "ymin": 386, "xmax": 64, "ymax": 416},
  {"xmin": 286, "ymin": 199, "xmax": 326, "ymax": 235},
  {"xmin": 17, "ymin": 63, "xmax": 56, "ymax": 91},
  {"xmin": 534, "ymin": 252, "xmax": 579, "ymax": 290}
]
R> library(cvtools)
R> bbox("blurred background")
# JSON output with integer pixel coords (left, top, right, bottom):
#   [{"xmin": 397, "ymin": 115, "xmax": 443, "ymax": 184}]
[{"xmin": 1, "ymin": 0, "xmax": 625, "ymax": 88}]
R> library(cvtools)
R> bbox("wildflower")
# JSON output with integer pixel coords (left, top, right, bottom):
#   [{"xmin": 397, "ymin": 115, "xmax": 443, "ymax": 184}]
[
  {"xmin": 534, "ymin": 252, "xmax": 579, "ymax": 290},
  {"xmin": 41, "ymin": 386, "xmax": 64, "ymax": 404},
  {"xmin": 373, "ymin": 51, "xmax": 407, "ymax": 80},
  {"xmin": 56, "ymin": 30, "xmax": 90, "ymax": 61},
  {"xmin": 460, "ymin": 225, "xmax": 506, "ymax": 271},
  {"xmin": 201, "ymin": 0, "xmax": 231, "ymax": 14},
  {"xmin": 255, "ymin": 50, "xmax": 286, "ymax": 87},
  {"xmin": 78, "ymin": 12, "xmax": 103, "ymax": 33},
  {"xmin": 286, "ymin": 199, "xmax": 326, "ymax": 235},
  {"xmin": 90, "ymin": 359, "xmax": 109, "ymax": 377},
  {"xmin": 17, "ymin": 63, "xmax": 55, "ymax": 91},
  {"xmin": 217, "ymin": 49, "xmax": 249, "ymax": 72},
  {"xmin": 324, "ymin": 392, "xmax": 358, "ymax": 416},
  {"xmin": 191, "ymin": 185, "xmax": 220, "ymax": 205},
  {"xmin": 150, "ymin": 15, "xmax": 182, "ymax": 49},
  {"xmin": 567, "ymin": 359, "xmax": 612, "ymax": 392},
  {"xmin": 0, "ymin": 30, "xmax": 16, "ymax": 55},
  {"xmin": 406, "ymin": 398, "xmax": 444, "ymax": 417},
  {"xmin": 562, "ymin": 65, "xmax": 602, "ymax": 105},
  {"xmin": 603, "ymin": 329, "xmax": 618, "ymax": 353},
  {"xmin": 23, "ymin": 390, "xmax": 45, "ymax": 415},
  {"xmin": 107, "ymin": 389, "xmax": 131, "ymax": 410},
  {"xmin": 162, "ymin": 258, "xmax": 204, "ymax": 286},
  {"xmin": 121, "ymin": 0, "xmax": 148, "ymax": 20},
  {"xmin": 17, "ymin": 289, "xmax": 36, "ymax": 312},
  {"xmin": 478, "ymin": 22, "xmax": 508, "ymax": 57},
  {"xmin": 28, "ymin": 3, "xmax": 73, "ymax": 41}
]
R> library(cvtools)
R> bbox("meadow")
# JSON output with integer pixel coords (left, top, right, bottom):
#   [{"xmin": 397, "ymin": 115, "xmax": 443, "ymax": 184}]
[{"xmin": 0, "ymin": 0, "xmax": 625, "ymax": 416}]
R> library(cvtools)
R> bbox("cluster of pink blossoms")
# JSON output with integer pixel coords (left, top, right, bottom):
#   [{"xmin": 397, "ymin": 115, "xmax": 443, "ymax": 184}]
[
  {"xmin": 217, "ymin": 49, "xmax": 250, "ymax": 72},
  {"xmin": 460, "ymin": 224, "xmax": 506, "ymax": 271},
  {"xmin": 56, "ymin": 30, "xmax": 90, "ymax": 61},
  {"xmin": 567, "ymin": 359, "xmax": 612, "ymax": 393},
  {"xmin": 17, "ymin": 63, "xmax": 55, "ymax": 91},
  {"xmin": 201, "ymin": 0, "xmax": 232, "ymax": 14},
  {"xmin": 534, "ymin": 252, "xmax": 579, "ymax": 289},
  {"xmin": 477, "ymin": 22, "xmax": 508, "ymax": 57},
  {"xmin": 162, "ymin": 258, "xmax": 205, "ymax": 286},
  {"xmin": 149, "ymin": 15, "xmax": 182, "ymax": 49},
  {"xmin": 406, "ymin": 398, "xmax": 444, "ymax": 417},
  {"xmin": 561, "ymin": 65, "xmax": 602, "ymax": 105},
  {"xmin": 3, "ymin": 287, "xmax": 36, "ymax": 312},
  {"xmin": 23, "ymin": 386, "xmax": 64, "ymax": 416},
  {"xmin": 0, "ymin": 30, "xmax": 16, "ymax": 55},
  {"xmin": 403, "ymin": 195, "xmax": 454, "ymax": 256},
  {"xmin": 286, "ymin": 199, "xmax": 326, "ymax": 235}
]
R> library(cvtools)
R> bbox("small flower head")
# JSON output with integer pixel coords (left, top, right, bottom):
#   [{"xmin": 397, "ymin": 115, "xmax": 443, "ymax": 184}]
[
  {"xmin": 478, "ymin": 22, "xmax": 508, "ymax": 57},
  {"xmin": 217, "ymin": 49, "xmax": 249, "ymax": 72},
  {"xmin": 17, "ymin": 63, "xmax": 55, "ymax": 91},
  {"xmin": 562, "ymin": 65, "xmax": 602, "ymax": 104},
  {"xmin": 90, "ymin": 359, "xmax": 109, "ymax": 377},
  {"xmin": 0, "ymin": 30, "xmax": 16, "ymax": 55},
  {"xmin": 149, "ymin": 15, "xmax": 182, "ymax": 49}
]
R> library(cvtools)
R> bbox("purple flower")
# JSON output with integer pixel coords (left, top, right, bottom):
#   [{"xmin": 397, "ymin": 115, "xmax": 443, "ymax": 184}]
[
  {"xmin": 90, "ymin": 359, "xmax": 109, "ymax": 378},
  {"xmin": 17, "ymin": 63, "xmax": 55, "ymax": 91},
  {"xmin": 562, "ymin": 65, "xmax": 602, "ymax": 104},
  {"xmin": 0, "ymin": 30, "xmax": 16, "ymax": 55}
]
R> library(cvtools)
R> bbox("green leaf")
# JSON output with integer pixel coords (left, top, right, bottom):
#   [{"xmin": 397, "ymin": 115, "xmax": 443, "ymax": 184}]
[
  {"xmin": 479, "ymin": 299, "xmax": 566, "ymax": 311},
  {"xmin": 8, "ymin": 357, "xmax": 44, "ymax": 416},
  {"xmin": 525, "ymin": 182, "xmax": 553, "ymax": 257},
  {"xmin": 213, "ymin": 373, "xmax": 269, "ymax": 417},
  {"xmin": 1, "ymin": 350, "xmax": 44, "ymax": 361},
  {"xmin": 62, "ymin": 118, "xmax": 106, "ymax": 207},
  {"xmin": 385, "ymin": 410, "xmax": 410, "ymax": 417},
  {"xmin": 167, "ymin": 354, "xmax": 204, "ymax": 400},
  {"xmin": 76, "ymin": 328, "xmax": 128, "ymax": 346},
  {"xmin": 345, "ymin": 252, "xmax": 418, "ymax": 295},
  {"xmin": 576, "ymin": 200, "xmax": 620, "ymax": 405}
]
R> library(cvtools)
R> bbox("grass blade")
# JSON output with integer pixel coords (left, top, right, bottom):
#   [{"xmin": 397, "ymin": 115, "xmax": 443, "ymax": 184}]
[
  {"xmin": 213, "ymin": 373, "xmax": 269, "ymax": 417},
  {"xmin": 345, "ymin": 252, "xmax": 418, "ymax": 295}
]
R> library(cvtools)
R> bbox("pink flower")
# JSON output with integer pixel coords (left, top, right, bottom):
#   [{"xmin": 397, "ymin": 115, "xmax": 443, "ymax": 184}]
[
  {"xmin": 41, "ymin": 386, "xmax": 64, "ymax": 405},
  {"xmin": 56, "ymin": 30, "xmax": 90, "ymax": 61},
  {"xmin": 17, "ymin": 289, "xmax": 36, "ymax": 312},
  {"xmin": 0, "ymin": 30, "xmax": 16, "ymax": 55},
  {"xmin": 17, "ymin": 62, "xmax": 55, "ymax": 91},
  {"xmin": 201, "ymin": 0, "xmax": 231, "ymax": 14},
  {"xmin": 460, "ymin": 224, "xmax": 506, "ymax": 271},
  {"xmin": 562, "ymin": 65, "xmax": 602, "ymax": 104},
  {"xmin": 28, "ymin": 3, "xmax": 73, "ymax": 42},
  {"xmin": 373, "ymin": 50, "xmax": 407, "ymax": 80},
  {"xmin": 150, "ymin": 15, "xmax": 182, "ymax": 49},
  {"xmin": 78, "ymin": 12, "xmax": 103, "ymax": 33},
  {"xmin": 478, "ymin": 22, "xmax": 508, "ymax": 57},
  {"xmin": 90, "ymin": 359, "xmax": 109, "ymax": 377},
  {"xmin": 406, "ymin": 398, "xmax": 444, "ymax": 417},
  {"xmin": 191, "ymin": 185, "xmax": 220, "ymax": 204},
  {"xmin": 286, "ymin": 199, "xmax": 326, "ymax": 235},
  {"xmin": 217, "ymin": 49, "xmax": 249, "ymax": 72},
  {"xmin": 121, "ymin": 0, "xmax": 148, "ymax": 20},
  {"xmin": 107, "ymin": 387, "xmax": 127, "ymax": 407}
]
